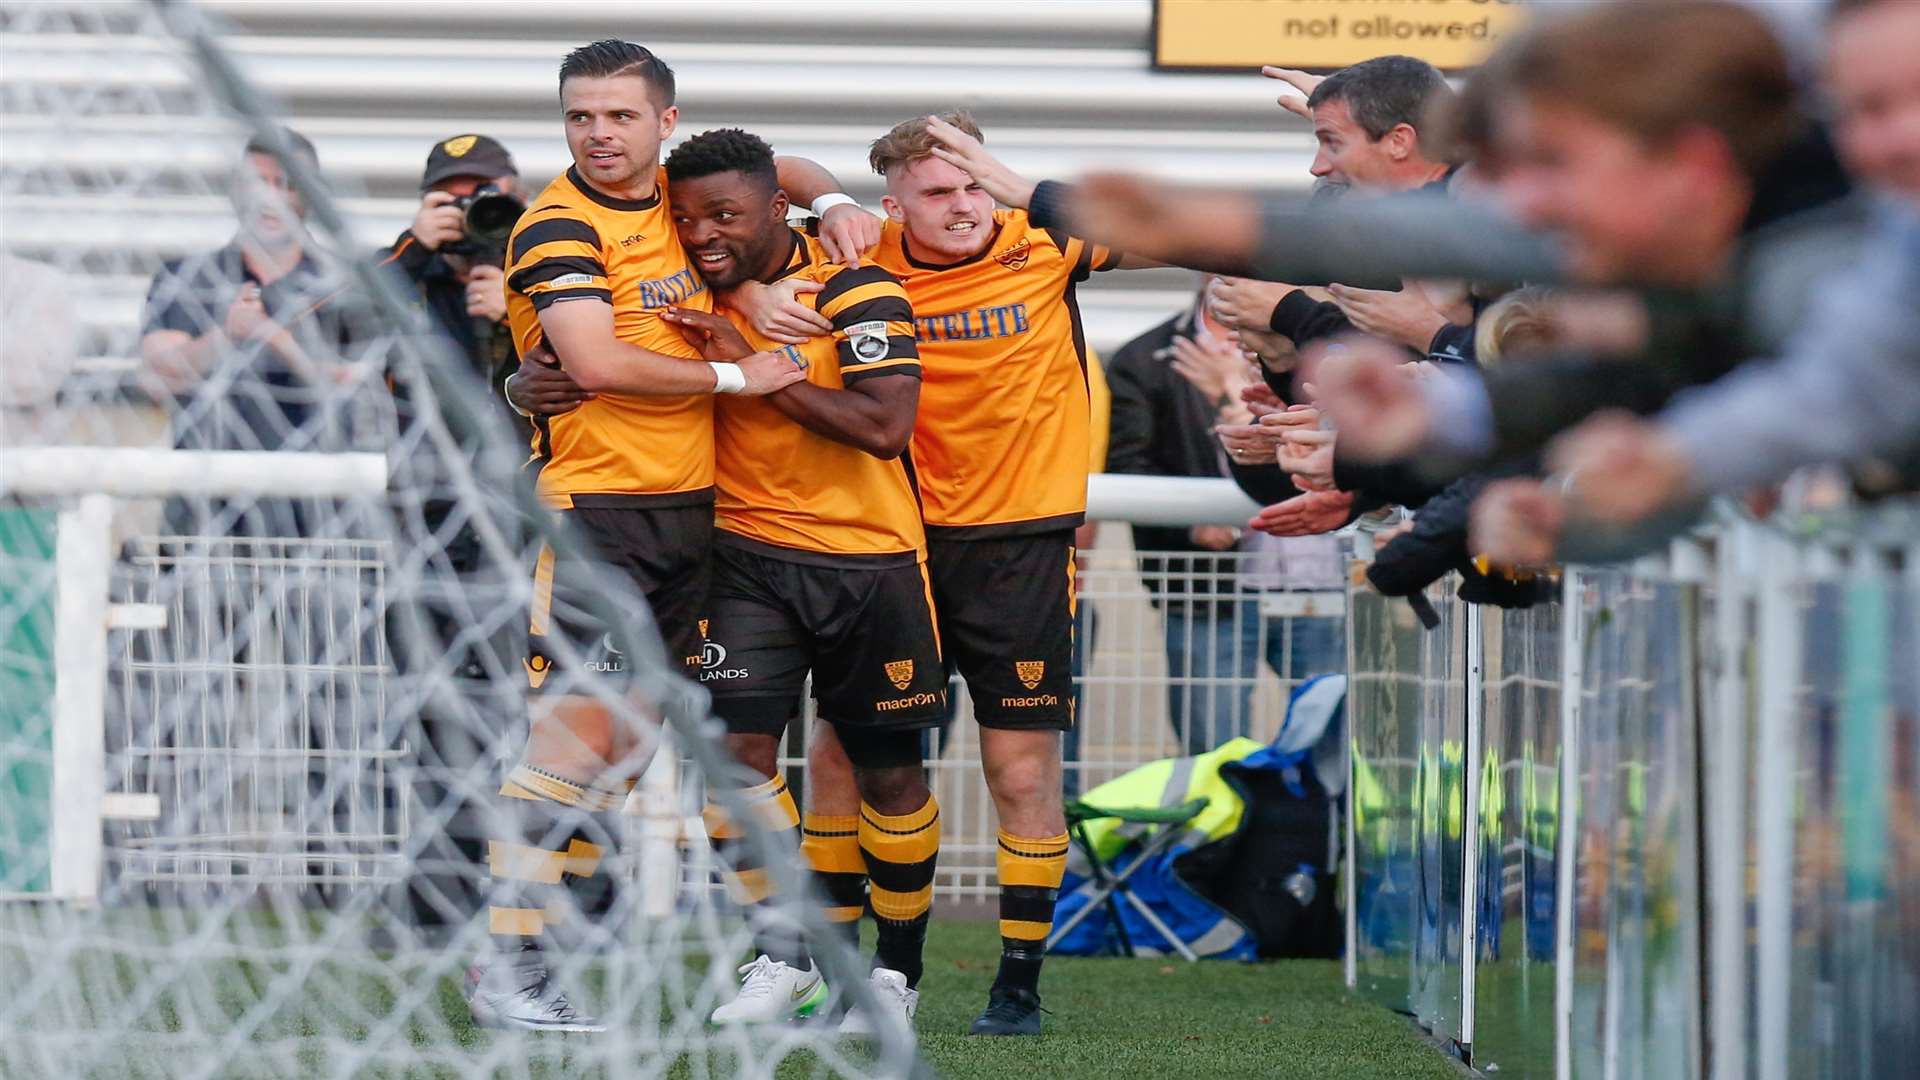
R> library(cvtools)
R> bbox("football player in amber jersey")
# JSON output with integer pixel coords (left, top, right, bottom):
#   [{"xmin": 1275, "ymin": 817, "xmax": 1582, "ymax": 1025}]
[
  {"xmin": 474, "ymin": 40, "xmax": 880, "ymax": 1034},
  {"xmin": 505, "ymin": 128, "xmax": 945, "ymax": 1034},
  {"xmin": 732, "ymin": 111, "xmax": 1152, "ymax": 1036},
  {"xmin": 664, "ymin": 129, "xmax": 946, "ymax": 1032}
]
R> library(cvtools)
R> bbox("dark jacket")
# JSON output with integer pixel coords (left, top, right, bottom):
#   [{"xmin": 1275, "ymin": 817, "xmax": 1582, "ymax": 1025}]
[
  {"xmin": 377, "ymin": 231, "xmax": 528, "ymax": 571},
  {"xmin": 1365, "ymin": 467, "xmax": 1555, "ymax": 609},
  {"xmin": 1333, "ymin": 459, "xmax": 1445, "ymax": 512},
  {"xmin": 379, "ymin": 231, "xmax": 523, "ymax": 416},
  {"xmin": 1106, "ymin": 307, "xmax": 1242, "ymax": 607}
]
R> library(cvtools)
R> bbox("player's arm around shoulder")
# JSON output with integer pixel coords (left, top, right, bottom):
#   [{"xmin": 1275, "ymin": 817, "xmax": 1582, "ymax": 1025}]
[{"xmin": 759, "ymin": 265, "xmax": 921, "ymax": 459}]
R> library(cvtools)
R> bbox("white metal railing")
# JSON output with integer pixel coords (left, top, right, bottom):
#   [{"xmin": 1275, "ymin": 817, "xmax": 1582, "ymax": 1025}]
[
  {"xmin": 1346, "ymin": 500, "xmax": 1920, "ymax": 1080},
  {"xmin": 6, "ymin": 463, "xmax": 1344, "ymax": 906}
]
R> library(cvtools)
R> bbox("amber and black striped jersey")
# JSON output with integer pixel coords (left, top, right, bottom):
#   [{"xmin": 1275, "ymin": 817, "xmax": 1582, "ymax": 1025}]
[
  {"xmin": 504, "ymin": 166, "xmax": 716, "ymax": 508},
  {"xmin": 871, "ymin": 209, "xmax": 1120, "ymax": 538},
  {"xmin": 713, "ymin": 230, "xmax": 924, "ymax": 565}
]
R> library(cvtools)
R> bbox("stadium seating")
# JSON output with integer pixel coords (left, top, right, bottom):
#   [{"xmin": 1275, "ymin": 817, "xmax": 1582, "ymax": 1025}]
[{"xmin": 5, "ymin": 0, "xmax": 1317, "ymax": 377}]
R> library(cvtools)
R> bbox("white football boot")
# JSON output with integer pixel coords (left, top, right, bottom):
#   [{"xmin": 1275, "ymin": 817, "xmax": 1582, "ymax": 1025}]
[
  {"xmin": 708, "ymin": 954, "xmax": 828, "ymax": 1023},
  {"xmin": 465, "ymin": 951, "xmax": 606, "ymax": 1033},
  {"xmin": 836, "ymin": 967, "xmax": 919, "ymax": 1037}
]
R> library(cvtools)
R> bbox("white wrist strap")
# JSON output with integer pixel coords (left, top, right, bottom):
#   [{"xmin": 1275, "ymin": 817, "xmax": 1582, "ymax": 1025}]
[
  {"xmin": 809, "ymin": 193, "xmax": 859, "ymax": 218},
  {"xmin": 503, "ymin": 372, "xmax": 534, "ymax": 418},
  {"xmin": 709, "ymin": 362, "xmax": 747, "ymax": 394}
]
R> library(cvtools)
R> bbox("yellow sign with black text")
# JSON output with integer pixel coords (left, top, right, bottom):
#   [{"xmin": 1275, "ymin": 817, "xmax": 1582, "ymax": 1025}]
[{"xmin": 1153, "ymin": 0, "xmax": 1526, "ymax": 72}]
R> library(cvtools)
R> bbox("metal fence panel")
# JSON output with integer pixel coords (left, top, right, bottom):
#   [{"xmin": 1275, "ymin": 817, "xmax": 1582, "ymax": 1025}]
[
  {"xmin": 1567, "ymin": 571, "xmax": 1702, "ymax": 1080},
  {"xmin": 1348, "ymin": 579, "xmax": 1421, "ymax": 1011},
  {"xmin": 1415, "ymin": 583, "xmax": 1472, "ymax": 1045},
  {"xmin": 1782, "ymin": 563, "xmax": 1920, "ymax": 1078},
  {"xmin": 1347, "ymin": 570, "xmax": 1471, "ymax": 1042},
  {"xmin": 1471, "ymin": 600, "xmax": 1563, "ymax": 1078},
  {"xmin": 107, "ymin": 535, "xmax": 402, "ymax": 891}
]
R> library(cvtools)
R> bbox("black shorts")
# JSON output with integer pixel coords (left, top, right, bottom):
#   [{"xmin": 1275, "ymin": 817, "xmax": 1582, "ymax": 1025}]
[
  {"xmin": 925, "ymin": 529, "xmax": 1077, "ymax": 730},
  {"xmin": 702, "ymin": 539, "xmax": 948, "ymax": 735},
  {"xmin": 524, "ymin": 503, "xmax": 712, "ymax": 695}
]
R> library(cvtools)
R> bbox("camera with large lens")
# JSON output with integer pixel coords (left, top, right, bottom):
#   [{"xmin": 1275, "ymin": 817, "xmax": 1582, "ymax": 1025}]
[{"xmin": 447, "ymin": 183, "xmax": 526, "ymax": 261}]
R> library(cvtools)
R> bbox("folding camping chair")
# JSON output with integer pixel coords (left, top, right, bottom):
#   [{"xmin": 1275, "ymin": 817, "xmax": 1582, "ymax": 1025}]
[{"xmin": 1045, "ymin": 796, "xmax": 1210, "ymax": 962}]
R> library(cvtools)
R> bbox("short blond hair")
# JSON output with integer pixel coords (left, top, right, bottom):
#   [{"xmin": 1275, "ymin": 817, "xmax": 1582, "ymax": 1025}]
[
  {"xmin": 1474, "ymin": 286, "xmax": 1562, "ymax": 366},
  {"xmin": 869, "ymin": 109, "xmax": 982, "ymax": 178}
]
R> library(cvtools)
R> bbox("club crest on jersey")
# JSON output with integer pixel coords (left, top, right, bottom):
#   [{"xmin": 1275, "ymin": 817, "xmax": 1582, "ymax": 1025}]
[
  {"xmin": 1016, "ymin": 660, "xmax": 1045, "ymax": 690},
  {"xmin": 994, "ymin": 238, "xmax": 1031, "ymax": 271},
  {"xmin": 885, "ymin": 659, "xmax": 914, "ymax": 691},
  {"xmin": 846, "ymin": 319, "xmax": 891, "ymax": 363}
]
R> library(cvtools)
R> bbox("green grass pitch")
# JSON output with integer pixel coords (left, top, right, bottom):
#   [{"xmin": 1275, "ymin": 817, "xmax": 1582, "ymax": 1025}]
[{"xmin": 4, "ymin": 912, "xmax": 1460, "ymax": 1078}]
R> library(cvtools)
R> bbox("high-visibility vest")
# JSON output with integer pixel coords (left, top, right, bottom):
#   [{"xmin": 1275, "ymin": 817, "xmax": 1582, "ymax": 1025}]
[{"xmin": 1074, "ymin": 737, "xmax": 1267, "ymax": 865}]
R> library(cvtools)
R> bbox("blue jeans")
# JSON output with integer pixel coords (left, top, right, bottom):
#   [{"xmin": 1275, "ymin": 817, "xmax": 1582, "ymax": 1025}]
[{"xmin": 1162, "ymin": 598, "xmax": 1343, "ymax": 758}]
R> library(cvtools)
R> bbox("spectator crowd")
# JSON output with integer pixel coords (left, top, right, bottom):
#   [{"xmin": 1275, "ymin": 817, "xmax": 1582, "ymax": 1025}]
[{"xmin": 1050, "ymin": 0, "xmax": 1920, "ymax": 601}]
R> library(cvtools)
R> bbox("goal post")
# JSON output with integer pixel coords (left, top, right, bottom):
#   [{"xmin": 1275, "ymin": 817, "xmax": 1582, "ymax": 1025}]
[{"xmin": 1, "ymin": 1, "xmax": 923, "ymax": 1075}]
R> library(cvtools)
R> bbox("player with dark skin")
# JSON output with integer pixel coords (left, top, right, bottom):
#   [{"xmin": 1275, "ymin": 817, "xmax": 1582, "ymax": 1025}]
[{"xmin": 513, "ymin": 167, "xmax": 928, "ymax": 819}]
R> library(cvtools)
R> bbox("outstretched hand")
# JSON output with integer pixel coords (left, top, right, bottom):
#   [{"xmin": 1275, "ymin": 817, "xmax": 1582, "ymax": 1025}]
[
  {"xmin": 1301, "ymin": 337, "xmax": 1434, "ymax": 462},
  {"xmin": 817, "ymin": 204, "xmax": 883, "ymax": 269},
  {"xmin": 1280, "ymin": 427, "xmax": 1337, "ymax": 491},
  {"xmin": 662, "ymin": 307, "xmax": 756, "ymax": 361},
  {"xmin": 1261, "ymin": 66, "xmax": 1325, "ymax": 120},
  {"xmin": 1469, "ymin": 478, "xmax": 1566, "ymax": 568},
  {"xmin": 1327, "ymin": 282, "xmax": 1448, "ymax": 353},
  {"xmin": 1545, "ymin": 411, "xmax": 1694, "ymax": 525},
  {"xmin": 1249, "ymin": 489, "xmax": 1355, "ymax": 537},
  {"xmin": 723, "ymin": 278, "xmax": 831, "ymax": 345}
]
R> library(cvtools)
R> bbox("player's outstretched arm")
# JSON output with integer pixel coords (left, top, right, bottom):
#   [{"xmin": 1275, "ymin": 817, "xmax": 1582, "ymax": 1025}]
[{"xmin": 541, "ymin": 299, "xmax": 803, "ymax": 397}]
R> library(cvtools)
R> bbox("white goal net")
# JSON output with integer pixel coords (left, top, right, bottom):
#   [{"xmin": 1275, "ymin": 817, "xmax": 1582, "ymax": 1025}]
[{"xmin": 0, "ymin": 1, "xmax": 918, "ymax": 1075}]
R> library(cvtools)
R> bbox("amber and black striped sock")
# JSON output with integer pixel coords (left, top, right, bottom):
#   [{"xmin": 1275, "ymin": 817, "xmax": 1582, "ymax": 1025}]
[
  {"xmin": 858, "ymin": 796, "xmax": 940, "ymax": 988},
  {"xmin": 705, "ymin": 773, "xmax": 808, "ymax": 968},
  {"xmin": 486, "ymin": 764, "xmax": 622, "ymax": 955},
  {"xmin": 993, "ymin": 829, "xmax": 1070, "ymax": 995},
  {"xmin": 801, "ymin": 812, "xmax": 866, "ymax": 950}
]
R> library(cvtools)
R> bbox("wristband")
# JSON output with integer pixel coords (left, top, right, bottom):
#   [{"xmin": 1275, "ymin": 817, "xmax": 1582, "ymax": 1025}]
[
  {"xmin": 809, "ymin": 193, "xmax": 859, "ymax": 218},
  {"xmin": 709, "ymin": 362, "xmax": 747, "ymax": 394},
  {"xmin": 503, "ymin": 372, "xmax": 534, "ymax": 418}
]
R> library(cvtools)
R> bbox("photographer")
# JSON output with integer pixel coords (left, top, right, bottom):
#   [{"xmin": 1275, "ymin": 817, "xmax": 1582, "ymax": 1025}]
[
  {"xmin": 379, "ymin": 134, "xmax": 525, "ymax": 397},
  {"xmin": 376, "ymin": 134, "xmax": 529, "ymax": 940}
]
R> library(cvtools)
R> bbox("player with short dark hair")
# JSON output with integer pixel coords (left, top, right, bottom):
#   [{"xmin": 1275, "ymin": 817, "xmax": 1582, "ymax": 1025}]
[
  {"xmin": 556, "ymin": 37, "xmax": 677, "ymax": 110},
  {"xmin": 663, "ymin": 127, "xmax": 942, "ymax": 1032},
  {"xmin": 508, "ymin": 126, "xmax": 943, "ymax": 1033},
  {"xmin": 469, "ymin": 39, "xmax": 879, "ymax": 1034}
]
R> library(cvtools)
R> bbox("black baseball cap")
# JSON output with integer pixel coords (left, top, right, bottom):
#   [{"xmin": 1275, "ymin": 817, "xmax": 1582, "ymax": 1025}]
[{"xmin": 420, "ymin": 134, "xmax": 517, "ymax": 190}]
